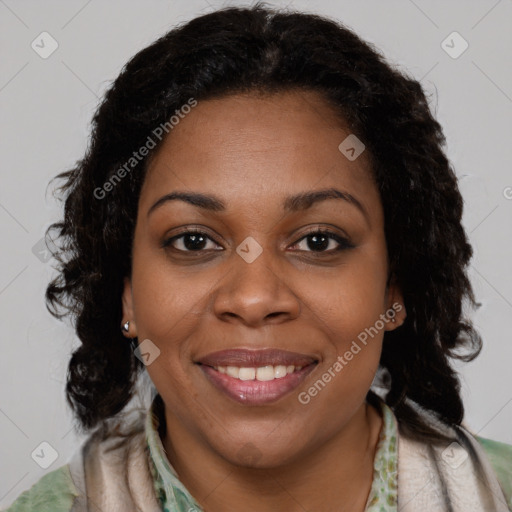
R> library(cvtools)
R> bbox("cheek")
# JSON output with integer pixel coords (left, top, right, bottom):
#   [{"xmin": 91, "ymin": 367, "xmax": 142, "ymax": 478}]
[
  {"xmin": 130, "ymin": 261, "xmax": 207, "ymax": 406},
  {"xmin": 298, "ymin": 269, "xmax": 385, "ymax": 423},
  {"xmin": 131, "ymin": 247, "xmax": 213, "ymax": 341},
  {"xmin": 308, "ymin": 250, "xmax": 388, "ymax": 340},
  {"xmin": 301, "ymin": 248, "xmax": 387, "ymax": 397}
]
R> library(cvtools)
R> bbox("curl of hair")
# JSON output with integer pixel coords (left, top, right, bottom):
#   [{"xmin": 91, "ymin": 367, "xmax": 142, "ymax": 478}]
[{"xmin": 46, "ymin": 2, "xmax": 481, "ymax": 439}]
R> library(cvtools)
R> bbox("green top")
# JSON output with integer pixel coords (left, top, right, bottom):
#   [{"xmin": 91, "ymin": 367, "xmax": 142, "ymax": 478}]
[
  {"xmin": 2, "ymin": 464, "xmax": 79, "ymax": 512},
  {"xmin": 475, "ymin": 435, "xmax": 512, "ymax": 509},
  {"xmin": 3, "ymin": 396, "xmax": 512, "ymax": 511}
]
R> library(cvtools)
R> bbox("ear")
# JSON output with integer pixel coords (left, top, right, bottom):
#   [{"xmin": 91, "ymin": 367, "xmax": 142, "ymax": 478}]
[
  {"xmin": 384, "ymin": 274, "xmax": 406, "ymax": 331},
  {"xmin": 121, "ymin": 276, "xmax": 137, "ymax": 338}
]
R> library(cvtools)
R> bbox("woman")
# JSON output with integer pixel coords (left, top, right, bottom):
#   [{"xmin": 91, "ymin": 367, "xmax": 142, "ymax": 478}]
[{"xmin": 5, "ymin": 3, "xmax": 512, "ymax": 511}]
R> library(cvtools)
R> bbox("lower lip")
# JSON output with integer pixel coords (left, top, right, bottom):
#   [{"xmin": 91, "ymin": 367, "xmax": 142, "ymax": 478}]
[{"xmin": 198, "ymin": 363, "xmax": 317, "ymax": 405}]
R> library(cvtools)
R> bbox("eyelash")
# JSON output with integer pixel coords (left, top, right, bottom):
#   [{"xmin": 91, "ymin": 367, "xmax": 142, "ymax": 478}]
[{"xmin": 161, "ymin": 228, "xmax": 354, "ymax": 255}]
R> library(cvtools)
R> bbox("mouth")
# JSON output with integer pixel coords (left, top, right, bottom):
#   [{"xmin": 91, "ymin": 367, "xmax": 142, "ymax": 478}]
[{"xmin": 195, "ymin": 348, "xmax": 319, "ymax": 405}]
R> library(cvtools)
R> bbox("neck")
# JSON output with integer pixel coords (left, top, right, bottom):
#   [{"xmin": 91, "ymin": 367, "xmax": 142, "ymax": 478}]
[{"xmin": 161, "ymin": 401, "xmax": 383, "ymax": 512}]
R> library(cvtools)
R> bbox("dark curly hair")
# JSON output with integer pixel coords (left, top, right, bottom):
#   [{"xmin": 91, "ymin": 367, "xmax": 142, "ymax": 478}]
[{"xmin": 46, "ymin": 2, "xmax": 481, "ymax": 440}]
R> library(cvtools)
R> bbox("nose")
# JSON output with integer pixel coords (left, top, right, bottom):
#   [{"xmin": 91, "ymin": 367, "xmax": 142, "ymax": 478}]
[{"xmin": 212, "ymin": 244, "xmax": 301, "ymax": 327}]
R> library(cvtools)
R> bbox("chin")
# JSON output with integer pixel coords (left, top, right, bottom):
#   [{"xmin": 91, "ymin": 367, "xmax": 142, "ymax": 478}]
[{"xmin": 214, "ymin": 434, "xmax": 309, "ymax": 470}]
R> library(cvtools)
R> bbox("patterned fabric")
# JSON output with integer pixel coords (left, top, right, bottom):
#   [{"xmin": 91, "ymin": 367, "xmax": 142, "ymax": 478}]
[
  {"xmin": 145, "ymin": 394, "xmax": 399, "ymax": 512},
  {"xmin": 364, "ymin": 401, "xmax": 398, "ymax": 511}
]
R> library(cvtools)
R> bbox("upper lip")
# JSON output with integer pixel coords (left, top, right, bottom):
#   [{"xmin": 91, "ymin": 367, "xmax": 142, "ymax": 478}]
[{"xmin": 196, "ymin": 348, "xmax": 318, "ymax": 368}]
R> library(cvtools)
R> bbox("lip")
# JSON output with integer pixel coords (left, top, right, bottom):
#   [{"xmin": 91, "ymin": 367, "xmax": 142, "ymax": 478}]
[
  {"xmin": 195, "ymin": 348, "xmax": 317, "ymax": 368},
  {"xmin": 196, "ymin": 348, "xmax": 318, "ymax": 405}
]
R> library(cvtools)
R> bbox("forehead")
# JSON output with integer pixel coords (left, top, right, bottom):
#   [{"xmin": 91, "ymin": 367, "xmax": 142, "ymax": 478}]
[{"xmin": 140, "ymin": 90, "xmax": 380, "ymax": 220}]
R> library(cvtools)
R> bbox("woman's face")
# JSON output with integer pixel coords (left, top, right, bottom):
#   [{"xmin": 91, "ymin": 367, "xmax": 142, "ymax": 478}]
[{"xmin": 123, "ymin": 90, "xmax": 405, "ymax": 468}]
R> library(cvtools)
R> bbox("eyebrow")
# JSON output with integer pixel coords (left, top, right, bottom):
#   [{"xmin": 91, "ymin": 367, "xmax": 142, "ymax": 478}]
[{"xmin": 147, "ymin": 187, "xmax": 369, "ymax": 223}]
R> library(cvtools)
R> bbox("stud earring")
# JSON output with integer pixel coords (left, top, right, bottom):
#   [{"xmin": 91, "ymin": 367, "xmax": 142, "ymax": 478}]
[{"xmin": 121, "ymin": 321, "xmax": 130, "ymax": 333}]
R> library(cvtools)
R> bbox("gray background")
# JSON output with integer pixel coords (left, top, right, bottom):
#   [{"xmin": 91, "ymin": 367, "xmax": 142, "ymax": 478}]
[{"xmin": 1, "ymin": 0, "xmax": 511, "ymax": 506}]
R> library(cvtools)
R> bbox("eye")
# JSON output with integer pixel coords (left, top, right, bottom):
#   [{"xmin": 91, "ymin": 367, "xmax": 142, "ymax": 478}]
[
  {"xmin": 290, "ymin": 230, "xmax": 354, "ymax": 253},
  {"xmin": 161, "ymin": 229, "xmax": 222, "ymax": 252},
  {"xmin": 161, "ymin": 228, "xmax": 354, "ymax": 255}
]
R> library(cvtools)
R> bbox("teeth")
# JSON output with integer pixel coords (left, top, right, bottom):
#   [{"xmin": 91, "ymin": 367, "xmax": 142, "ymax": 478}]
[
  {"xmin": 215, "ymin": 364, "xmax": 303, "ymax": 381},
  {"xmin": 226, "ymin": 366, "xmax": 239, "ymax": 378},
  {"xmin": 256, "ymin": 365, "xmax": 275, "ymax": 381},
  {"xmin": 274, "ymin": 365, "xmax": 287, "ymax": 378},
  {"xmin": 238, "ymin": 367, "xmax": 256, "ymax": 380}
]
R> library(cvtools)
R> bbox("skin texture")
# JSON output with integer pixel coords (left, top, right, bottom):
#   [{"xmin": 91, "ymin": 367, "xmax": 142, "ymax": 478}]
[{"xmin": 122, "ymin": 90, "xmax": 406, "ymax": 512}]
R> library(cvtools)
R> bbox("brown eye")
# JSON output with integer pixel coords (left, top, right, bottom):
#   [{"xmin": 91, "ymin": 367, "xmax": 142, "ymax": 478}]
[
  {"xmin": 291, "ymin": 230, "xmax": 354, "ymax": 253},
  {"xmin": 162, "ymin": 230, "xmax": 222, "ymax": 252}
]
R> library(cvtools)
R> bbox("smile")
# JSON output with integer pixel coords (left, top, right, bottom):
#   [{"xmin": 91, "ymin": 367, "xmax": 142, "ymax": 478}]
[{"xmin": 196, "ymin": 348, "xmax": 318, "ymax": 405}]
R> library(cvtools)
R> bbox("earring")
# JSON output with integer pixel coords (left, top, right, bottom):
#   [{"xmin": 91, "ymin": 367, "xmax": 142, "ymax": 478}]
[{"xmin": 121, "ymin": 321, "xmax": 130, "ymax": 333}]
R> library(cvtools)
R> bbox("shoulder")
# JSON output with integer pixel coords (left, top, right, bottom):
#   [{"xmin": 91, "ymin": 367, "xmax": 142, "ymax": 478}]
[
  {"xmin": 2, "ymin": 464, "xmax": 79, "ymax": 512},
  {"xmin": 2, "ymin": 411, "xmax": 151, "ymax": 512},
  {"xmin": 476, "ymin": 435, "xmax": 512, "ymax": 510}
]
